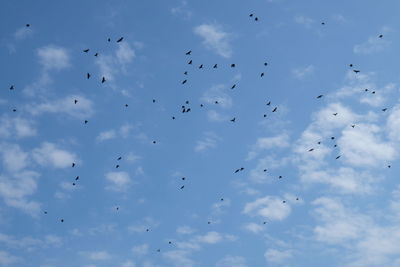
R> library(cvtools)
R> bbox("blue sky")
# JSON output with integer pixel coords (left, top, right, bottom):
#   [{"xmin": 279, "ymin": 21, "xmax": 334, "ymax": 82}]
[{"xmin": 1, "ymin": 0, "xmax": 400, "ymax": 266}]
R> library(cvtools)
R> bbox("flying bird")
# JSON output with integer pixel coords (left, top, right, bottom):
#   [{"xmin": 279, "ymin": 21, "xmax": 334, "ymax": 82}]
[
  {"xmin": 382, "ymin": 108, "xmax": 388, "ymax": 112},
  {"xmin": 116, "ymin": 37, "xmax": 124, "ymax": 43},
  {"xmin": 186, "ymin": 50, "xmax": 192, "ymax": 55},
  {"xmin": 94, "ymin": 53, "xmax": 98, "ymax": 57},
  {"xmin": 231, "ymin": 84, "xmax": 236, "ymax": 89},
  {"xmin": 182, "ymin": 80, "xmax": 187, "ymax": 84},
  {"xmin": 261, "ymin": 72, "xmax": 264, "ymax": 77},
  {"xmin": 230, "ymin": 117, "xmax": 236, "ymax": 122},
  {"xmin": 9, "ymin": 85, "xmax": 14, "ymax": 90},
  {"xmin": 353, "ymin": 70, "xmax": 360, "ymax": 74},
  {"xmin": 336, "ymin": 155, "xmax": 341, "ymax": 159},
  {"xmin": 72, "ymin": 163, "xmax": 75, "ymax": 167},
  {"xmin": 117, "ymin": 157, "xmax": 122, "ymax": 160},
  {"xmin": 199, "ymin": 64, "xmax": 203, "ymax": 69},
  {"xmin": 272, "ymin": 107, "xmax": 277, "ymax": 112},
  {"xmin": 83, "ymin": 49, "xmax": 89, "ymax": 53},
  {"xmin": 101, "ymin": 77, "xmax": 106, "ymax": 83},
  {"xmin": 87, "ymin": 73, "xmax": 91, "ymax": 79},
  {"xmin": 231, "ymin": 64, "xmax": 236, "ymax": 68},
  {"xmin": 188, "ymin": 60, "xmax": 192, "ymax": 65},
  {"xmin": 317, "ymin": 95, "xmax": 323, "ymax": 99},
  {"xmin": 379, "ymin": 34, "xmax": 383, "ymax": 38},
  {"xmin": 74, "ymin": 99, "xmax": 78, "ymax": 104}
]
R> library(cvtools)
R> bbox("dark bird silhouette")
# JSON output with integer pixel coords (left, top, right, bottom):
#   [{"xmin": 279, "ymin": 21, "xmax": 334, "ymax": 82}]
[
  {"xmin": 9, "ymin": 85, "xmax": 14, "ymax": 90},
  {"xmin": 72, "ymin": 163, "xmax": 75, "ymax": 167},
  {"xmin": 272, "ymin": 107, "xmax": 277, "ymax": 112},
  {"xmin": 184, "ymin": 71, "xmax": 188, "ymax": 75},
  {"xmin": 75, "ymin": 176, "xmax": 79, "ymax": 181},
  {"xmin": 278, "ymin": 175, "xmax": 282, "ymax": 179},
  {"xmin": 72, "ymin": 183, "xmax": 76, "ymax": 186},
  {"xmin": 180, "ymin": 185, "xmax": 185, "ymax": 189},
  {"xmin": 182, "ymin": 80, "xmax": 187, "ymax": 84},
  {"xmin": 353, "ymin": 70, "xmax": 360, "ymax": 74},
  {"xmin": 261, "ymin": 72, "xmax": 264, "ymax": 77},
  {"xmin": 101, "ymin": 77, "xmax": 106, "ymax": 83},
  {"xmin": 12, "ymin": 109, "xmax": 17, "ymax": 112},
  {"xmin": 364, "ymin": 89, "xmax": 369, "ymax": 92},
  {"xmin": 230, "ymin": 117, "xmax": 236, "ymax": 122},
  {"xmin": 263, "ymin": 114, "xmax": 267, "ymax": 118},
  {"xmin": 60, "ymin": 219, "xmax": 64, "ymax": 222},
  {"xmin": 94, "ymin": 53, "xmax": 98, "ymax": 57},
  {"xmin": 351, "ymin": 124, "xmax": 355, "ymax": 128},
  {"xmin": 249, "ymin": 14, "xmax": 254, "ymax": 17},
  {"xmin": 382, "ymin": 108, "xmax": 388, "ymax": 112},
  {"xmin": 263, "ymin": 169, "xmax": 267, "ymax": 172},
  {"xmin": 44, "ymin": 211, "xmax": 47, "ymax": 214},
  {"xmin": 188, "ymin": 60, "xmax": 192, "ymax": 65},
  {"xmin": 379, "ymin": 34, "xmax": 383, "ymax": 38},
  {"xmin": 107, "ymin": 38, "xmax": 111, "ymax": 42},
  {"xmin": 231, "ymin": 64, "xmax": 236, "ymax": 68},
  {"xmin": 333, "ymin": 113, "xmax": 338, "ymax": 116},
  {"xmin": 116, "ymin": 37, "xmax": 124, "ymax": 43},
  {"xmin": 266, "ymin": 101, "xmax": 271, "ymax": 106},
  {"xmin": 182, "ymin": 177, "xmax": 186, "ymax": 180},
  {"xmin": 186, "ymin": 50, "xmax": 192, "ymax": 55},
  {"xmin": 83, "ymin": 49, "xmax": 89, "ymax": 53},
  {"xmin": 231, "ymin": 84, "xmax": 236, "ymax": 89},
  {"xmin": 372, "ymin": 91, "xmax": 376, "ymax": 94},
  {"xmin": 215, "ymin": 101, "xmax": 219, "ymax": 104},
  {"xmin": 117, "ymin": 157, "xmax": 122, "ymax": 160},
  {"xmin": 125, "ymin": 104, "xmax": 128, "ymax": 107},
  {"xmin": 74, "ymin": 99, "xmax": 78, "ymax": 104},
  {"xmin": 264, "ymin": 62, "xmax": 268, "ymax": 66},
  {"xmin": 87, "ymin": 73, "xmax": 91, "ymax": 79},
  {"xmin": 116, "ymin": 165, "xmax": 119, "ymax": 168},
  {"xmin": 152, "ymin": 99, "xmax": 156, "ymax": 103},
  {"xmin": 321, "ymin": 22, "xmax": 325, "ymax": 25},
  {"xmin": 185, "ymin": 101, "xmax": 189, "ymax": 104},
  {"xmin": 199, "ymin": 64, "xmax": 203, "ymax": 69},
  {"xmin": 349, "ymin": 64, "xmax": 353, "ymax": 67},
  {"xmin": 331, "ymin": 137, "xmax": 335, "ymax": 140},
  {"xmin": 388, "ymin": 165, "xmax": 391, "ymax": 168},
  {"xmin": 200, "ymin": 104, "xmax": 204, "ymax": 107},
  {"xmin": 308, "ymin": 148, "xmax": 314, "ymax": 152},
  {"xmin": 317, "ymin": 95, "xmax": 323, "ymax": 99},
  {"xmin": 255, "ymin": 17, "xmax": 259, "ymax": 21},
  {"xmin": 336, "ymin": 155, "xmax": 341, "ymax": 159},
  {"xmin": 172, "ymin": 116, "xmax": 175, "ymax": 120},
  {"xmin": 26, "ymin": 24, "xmax": 30, "ymax": 27},
  {"xmin": 213, "ymin": 64, "xmax": 218, "ymax": 68},
  {"xmin": 84, "ymin": 120, "xmax": 88, "ymax": 124},
  {"xmin": 152, "ymin": 141, "xmax": 156, "ymax": 144}
]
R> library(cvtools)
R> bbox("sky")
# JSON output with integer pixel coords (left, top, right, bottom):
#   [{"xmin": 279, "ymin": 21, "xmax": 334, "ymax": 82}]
[{"xmin": 1, "ymin": 0, "xmax": 400, "ymax": 266}]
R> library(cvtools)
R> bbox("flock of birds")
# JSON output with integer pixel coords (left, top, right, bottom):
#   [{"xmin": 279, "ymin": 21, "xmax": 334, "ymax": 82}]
[{"xmin": 5, "ymin": 15, "xmax": 393, "ymax": 256}]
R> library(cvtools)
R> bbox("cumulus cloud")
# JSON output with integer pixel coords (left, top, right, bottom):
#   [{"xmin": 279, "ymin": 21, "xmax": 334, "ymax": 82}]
[
  {"xmin": 32, "ymin": 142, "xmax": 78, "ymax": 169},
  {"xmin": 243, "ymin": 196, "xmax": 291, "ymax": 221},
  {"xmin": 194, "ymin": 132, "xmax": 219, "ymax": 152},
  {"xmin": 292, "ymin": 65, "xmax": 314, "ymax": 79},
  {"xmin": 354, "ymin": 29, "xmax": 391, "ymax": 54},
  {"xmin": 194, "ymin": 24, "xmax": 232, "ymax": 58},
  {"xmin": 216, "ymin": 255, "xmax": 247, "ymax": 267},
  {"xmin": 105, "ymin": 171, "xmax": 132, "ymax": 192},
  {"xmin": 37, "ymin": 45, "xmax": 70, "ymax": 70}
]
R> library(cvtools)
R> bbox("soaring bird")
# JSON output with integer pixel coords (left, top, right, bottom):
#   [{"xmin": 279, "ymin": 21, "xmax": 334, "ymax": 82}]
[
  {"xmin": 117, "ymin": 157, "xmax": 122, "ymax": 160},
  {"xmin": 255, "ymin": 17, "xmax": 259, "ymax": 21},
  {"xmin": 261, "ymin": 72, "xmax": 264, "ymax": 77},
  {"xmin": 116, "ymin": 37, "xmax": 124, "ymax": 43},
  {"xmin": 230, "ymin": 117, "xmax": 236, "ymax": 122},
  {"xmin": 188, "ymin": 60, "xmax": 192, "ymax": 65},
  {"xmin": 182, "ymin": 80, "xmax": 187, "ymax": 84},
  {"xmin": 336, "ymin": 155, "xmax": 341, "ymax": 159},
  {"xmin": 353, "ymin": 70, "xmax": 360, "ymax": 74},
  {"xmin": 264, "ymin": 62, "xmax": 268, "ymax": 66},
  {"xmin": 9, "ymin": 85, "xmax": 14, "ymax": 90},
  {"xmin": 87, "ymin": 73, "xmax": 91, "ymax": 79},
  {"xmin": 199, "ymin": 64, "xmax": 203, "ymax": 69},
  {"xmin": 72, "ymin": 163, "xmax": 75, "ymax": 167},
  {"xmin": 379, "ymin": 34, "xmax": 383, "ymax": 38},
  {"xmin": 94, "ymin": 53, "xmax": 98, "ymax": 57},
  {"xmin": 101, "ymin": 77, "xmax": 106, "ymax": 83},
  {"xmin": 333, "ymin": 113, "xmax": 338, "ymax": 116},
  {"xmin": 231, "ymin": 64, "xmax": 236, "ymax": 68},
  {"xmin": 184, "ymin": 71, "xmax": 188, "ymax": 75},
  {"xmin": 231, "ymin": 84, "xmax": 236, "ymax": 89},
  {"xmin": 213, "ymin": 64, "xmax": 218, "ymax": 68},
  {"xmin": 83, "ymin": 49, "xmax": 89, "ymax": 53},
  {"xmin": 266, "ymin": 101, "xmax": 271, "ymax": 106},
  {"xmin": 75, "ymin": 176, "xmax": 79, "ymax": 180},
  {"xmin": 349, "ymin": 64, "xmax": 353, "ymax": 67},
  {"xmin": 186, "ymin": 50, "xmax": 192, "ymax": 55},
  {"xmin": 382, "ymin": 108, "xmax": 388, "ymax": 112},
  {"xmin": 317, "ymin": 95, "xmax": 323, "ymax": 98},
  {"xmin": 26, "ymin": 24, "xmax": 30, "ymax": 27},
  {"xmin": 272, "ymin": 107, "xmax": 277, "ymax": 112},
  {"xmin": 249, "ymin": 14, "xmax": 254, "ymax": 17},
  {"xmin": 308, "ymin": 148, "xmax": 314, "ymax": 152},
  {"xmin": 74, "ymin": 99, "xmax": 78, "ymax": 104},
  {"xmin": 180, "ymin": 185, "xmax": 185, "ymax": 189}
]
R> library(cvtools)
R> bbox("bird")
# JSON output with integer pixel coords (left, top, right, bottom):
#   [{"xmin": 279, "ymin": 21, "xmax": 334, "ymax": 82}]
[
  {"xmin": 83, "ymin": 49, "xmax": 89, "ymax": 53},
  {"xmin": 94, "ymin": 53, "xmax": 98, "ymax": 57},
  {"xmin": 388, "ymin": 165, "xmax": 391, "ymax": 168},
  {"xmin": 263, "ymin": 169, "xmax": 267, "ymax": 172},
  {"xmin": 116, "ymin": 165, "xmax": 119, "ymax": 168},
  {"xmin": 152, "ymin": 99, "xmax": 156, "ymax": 103},
  {"xmin": 336, "ymin": 155, "xmax": 341, "ymax": 159},
  {"xmin": 125, "ymin": 104, "xmax": 128, "ymax": 107},
  {"xmin": 353, "ymin": 70, "xmax": 360, "ymax": 74},
  {"xmin": 272, "ymin": 107, "xmax": 277, "ymax": 112},
  {"xmin": 26, "ymin": 24, "xmax": 30, "ymax": 27},
  {"xmin": 321, "ymin": 22, "xmax": 325, "ymax": 25},
  {"xmin": 333, "ymin": 113, "xmax": 338, "ymax": 116},
  {"xmin": 185, "ymin": 101, "xmax": 189, "ymax": 104},
  {"xmin": 117, "ymin": 157, "xmax": 122, "ymax": 160},
  {"xmin": 255, "ymin": 17, "xmax": 259, "ymax": 21},
  {"xmin": 188, "ymin": 60, "xmax": 192, "ymax": 65},
  {"xmin": 72, "ymin": 163, "xmax": 75, "ymax": 167},
  {"xmin": 186, "ymin": 50, "xmax": 192, "ymax": 55},
  {"xmin": 231, "ymin": 64, "xmax": 236, "ymax": 68},
  {"xmin": 200, "ymin": 104, "xmax": 204, "ymax": 107},
  {"xmin": 182, "ymin": 80, "xmax": 187, "ymax": 84},
  {"xmin": 172, "ymin": 116, "xmax": 175, "ymax": 120},
  {"xmin": 230, "ymin": 117, "xmax": 236, "ymax": 122},
  {"xmin": 382, "ymin": 108, "xmax": 388, "ymax": 112},
  {"xmin": 278, "ymin": 176, "xmax": 283, "ymax": 179},
  {"xmin": 12, "ymin": 109, "xmax": 17, "ymax": 112},
  {"xmin": 84, "ymin": 120, "xmax": 88, "ymax": 124},
  {"xmin": 308, "ymin": 148, "xmax": 314, "ymax": 152},
  {"xmin": 215, "ymin": 101, "xmax": 219, "ymax": 104},
  {"xmin": 231, "ymin": 84, "xmax": 236, "ymax": 89},
  {"xmin": 74, "ymin": 99, "xmax": 78, "ymax": 104},
  {"xmin": 152, "ymin": 141, "xmax": 156, "ymax": 144},
  {"xmin": 349, "ymin": 64, "xmax": 353, "ymax": 67},
  {"xmin": 379, "ymin": 34, "xmax": 383, "ymax": 38},
  {"xmin": 75, "ymin": 176, "xmax": 79, "ymax": 180},
  {"xmin": 107, "ymin": 38, "xmax": 111, "ymax": 42},
  {"xmin": 72, "ymin": 183, "xmax": 76, "ymax": 186},
  {"xmin": 261, "ymin": 72, "xmax": 264, "ymax": 77},
  {"xmin": 331, "ymin": 137, "xmax": 335, "ymax": 140},
  {"xmin": 317, "ymin": 95, "xmax": 323, "ymax": 99},
  {"xmin": 266, "ymin": 101, "xmax": 271, "ymax": 106},
  {"xmin": 249, "ymin": 14, "xmax": 254, "ymax": 17},
  {"xmin": 263, "ymin": 114, "xmax": 267, "ymax": 118},
  {"xmin": 44, "ymin": 211, "xmax": 47, "ymax": 214},
  {"xmin": 60, "ymin": 219, "xmax": 64, "ymax": 222},
  {"xmin": 184, "ymin": 71, "xmax": 188, "ymax": 75},
  {"xmin": 264, "ymin": 62, "xmax": 268, "ymax": 66},
  {"xmin": 182, "ymin": 177, "xmax": 186, "ymax": 180},
  {"xmin": 180, "ymin": 185, "xmax": 185, "ymax": 189},
  {"xmin": 351, "ymin": 124, "xmax": 355, "ymax": 128},
  {"xmin": 9, "ymin": 85, "xmax": 14, "ymax": 90},
  {"xmin": 213, "ymin": 64, "xmax": 218, "ymax": 68},
  {"xmin": 101, "ymin": 77, "xmax": 106, "ymax": 83},
  {"xmin": 87, "ymin": 73, "xmax": 91, "ymax": 79},
  {"xmin": 364, "ymin": 89, "xmax": 369, "ymax": 92},
  {"xmin": 116, "ymin": 37, "xmax": 124, "ymax": 43},
  {"xmin": 198, "ymin": 64, "xmax": 203, "ymax": 69}
]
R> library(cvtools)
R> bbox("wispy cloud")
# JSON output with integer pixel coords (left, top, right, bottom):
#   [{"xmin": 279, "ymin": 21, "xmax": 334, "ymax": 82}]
[
  {"xmin": 292, "ymin": 65, "xmax": 314, "ymax": 79},
  {"xmin": 194, "ymin": 23, "xmax": 232, "ymax": 58}
]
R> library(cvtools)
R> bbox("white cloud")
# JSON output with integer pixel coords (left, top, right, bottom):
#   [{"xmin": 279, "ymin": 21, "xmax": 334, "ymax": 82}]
[
  {"xmin": 163, "ymin": 250, "xmax": 194, "ymax": 267},
  {"xmin": 37, "ymin": 45, "xmax": 70, "ymax": 70},
  {"xmin": 176, "ymin": 226, "xmax": 196, "ymax": 235},
  {"xmin": 201, "ymin": 85, "xmax": 233, "ymax": 109},
  {"xmin": 105, "ymin": 171, "xmax": 132, "ymax": 192},
  {"xmin": 195, "ymin": 132, "xmax": 219, "ymax": 152},
  {"xmin": 96, "ymin": 124, "xmax": 135, "ymax": 142},
  {"xmin": 244, "ymin": 222, "xmax": 264, "ymax": 234},
  {"xmin": 247, "ymin": 133, "xmax": 290, "ymax": 160},
  {"xmin": 28, "ymin": 95, "xmax": 95, "ymax": 119},
  {"xmin": 195, "ymin": 231, "xmax": 223, "ymax": 244},
  {"xmin": 96, "ymin": 130, "xmax": 117, "ymax": 142},
  {"xmin": 294, "ymin": 15, "xmax": 314, "ymax": 28},
  {"xmin": 194, "ymin": 24, "xmax": 232, "ymax": 58},
  {"xmin": 243, "ymin": 196, "xmax": 291, "ymax": 221},
  {"xmin": 171, "ymin": 1, "xmax": 192, "ymax": 19},
  {"xmin": 0, "ymin": 116, "xmax": 36, "ymax": 139},
  {"xmin": 85, "ymin": 251, "xmax": 111, "ymax": 261},
  {"xmin": 121, "ymin": 260, "xmax": 136, "ymax": 267},
  {"xmin": 354, "ymin": 30, "xmax": 391, "ymax": 54},
  {"xmin": 292, "ymin": 65, "xmax": 314, "ymax": 79},
  {"xmin": 131, "ymin": 244, "xmax": 149, "ymax": 256},
  {"xmin": 264, "ymin": 249, "xmax": 292, "ymax": 263},
  {"xmin": 32, "ymin": 142, "xmax": 78, "ymax": 169},
  {"xmin": 216, "ymin": 255, "xmax": 247, "ymax": 267},
  {"xmin": 0, "ymin": 251, "xmax": 19, "ymax": 266}
]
